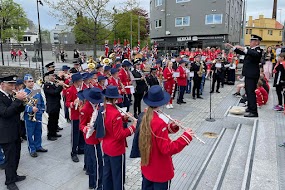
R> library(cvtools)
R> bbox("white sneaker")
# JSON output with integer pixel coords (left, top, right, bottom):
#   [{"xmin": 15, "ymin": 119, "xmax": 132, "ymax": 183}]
[
  {"xmin": 166, "ymin": 105, "xmax": 170, "ymax": 109},
  {"xmin": 170, "ymin": 104, "xmax": 174, "ymax": 109}
]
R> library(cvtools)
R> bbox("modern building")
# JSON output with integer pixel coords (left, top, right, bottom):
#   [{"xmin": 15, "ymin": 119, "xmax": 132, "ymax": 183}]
[
  {"xmin": 149, "ymin": 0, "xmax": 244, "ymax": 51},
  {"xmin": 50, "ymin": 24, "xmax": 75, "ymax": 44},
  {"xmin": 245, "ymin": 15, "xmax": 284, "ymax": 48}
]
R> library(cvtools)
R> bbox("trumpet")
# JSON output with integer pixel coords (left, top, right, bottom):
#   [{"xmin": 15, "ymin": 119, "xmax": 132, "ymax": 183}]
[
  {"xmin": 115, "ymin": 105, "xmax": 137, "ymax": 122},
  {"xmin": 157, "ymin": 110, "xmax": 205, "ymax": 144}
]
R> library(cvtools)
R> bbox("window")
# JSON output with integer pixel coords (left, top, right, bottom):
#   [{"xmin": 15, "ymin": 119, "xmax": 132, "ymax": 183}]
[
  {"xmin": 23, "ymin": 36, "xmax": 31, "ymax": 41},
  {"xmin": 54, "ymin": 33, "xmax": 59, "ymax": 40},
  {"xmin": 268, "ymin": 30, "xmax": 273, "ymax": 35},
  {"xmin": 205, "ymin": 14, "xmax": 223, "ymax": 24},
  {"xmin": 155, "ymin": 19, "xmax": 162, "ymax": 28},
  {"xmin": 175, "ymin": 16, "xmax": 190, "ymax": 27},
  {"xmin": 155, "ymin": 0, "xmax": 162, "ymax": 7},
  {"xmin": 249, "ymin": 29, "xmax": 252, "ymax": 34},
  {"xmin": 176, "ymin": 0, "xmax": 191, "ymax": 3},
  {"xmin": 280, "ymin": 31, "xmax": 282, "ymax": 36},
  {"xmin": 246, "ymin": 29, "xmax": 248, "ymax": 34}
]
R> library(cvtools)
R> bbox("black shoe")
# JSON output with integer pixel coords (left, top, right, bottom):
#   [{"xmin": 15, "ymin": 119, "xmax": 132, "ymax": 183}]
[
  {"xmin": 197, "ymin": 96, "xmax": 203, "ymax": 99},
  {"xmin": 89, "ymin": 187, "xmax": 94, "ymax": 189},
  {"xmin": 177, "ymin": 101, "xmax": 182, "ymax": 105},
  {"xmin": 67, "ymin": 119, "xmax": 71, "ymax": 123},
  {"xmin": 16, "ymin": 175, "xmax": 26, "ymax": 182},
  {"xmin": 245, "ymin": 108, "xmax": 250, "ymax": 112},
  {"xmin": 47, "ymin": 136, "xmax": 57, "ymax": 141},
  {"xmin": 30, "ymin": 152, "xmax": 38, "ymax": 158},
  {"xmin": 233, "ymin": 92, "xmax": 241, "ymax": 96},
  {"xmin": 216, "ymin": 91, "xmax": 220, "ymax": 93},
  {"xmin": 244, "ymin": 112, "xmax": 258, "ymax": 117},
  {"xmin": 181, "ymin": 101, "xmax": 186, "ymax": 104},
  {"xmin": 36, "ymin": 148, "xmax": 48, "ymax": 153},
  {"xmin": 54, "ymin": 134, "xmax": 62, "ymax": 138},
  {"xmin": 57, "ymin": 127, "xmax": 63, "ymax": 131},
  {"xmin": 192, "ymin": 96, "xmax": 196, "ymax": 100},
  {"xmin": 210, "ymin": 91, "xmax": 214, "ymax": 93},
  {"xmin": 134, "ymin": 114, "xmax": 138, "ymax": 119},
  {"xmin": 7, "ymin": 183, "xmax": 19, "ymax": 190},
  {"xmin": 71, "ymin": 153, "xmax": 79, "ymax": 162}
]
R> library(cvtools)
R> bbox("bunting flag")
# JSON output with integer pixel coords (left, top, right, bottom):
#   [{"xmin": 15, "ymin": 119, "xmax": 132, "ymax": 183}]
[{"xmin": 104, "ymin": 40, "xmax": 109, "ymax": 57}]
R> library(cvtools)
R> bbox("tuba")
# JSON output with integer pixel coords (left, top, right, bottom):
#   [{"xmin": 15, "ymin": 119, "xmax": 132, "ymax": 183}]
[
  {"xmin": 102, "ymin": 58, "xmax": 112, "ymax": 66},
  {"xmin": 197, "ymin": 62, "xmax": 205, "ymax": 77},
  {"xmin": 109, "ymin": 53, "xmax": 116, "ymax": 63}
]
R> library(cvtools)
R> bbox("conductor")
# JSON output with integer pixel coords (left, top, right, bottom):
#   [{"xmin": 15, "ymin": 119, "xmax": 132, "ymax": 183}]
[{"xmin": 225, "ymin": 34, "xmax": 263, "ymax": 117}]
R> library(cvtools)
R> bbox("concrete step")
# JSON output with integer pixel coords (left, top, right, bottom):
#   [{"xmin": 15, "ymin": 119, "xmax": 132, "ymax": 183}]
[
  {"xmin": 219, "ymin": 124, "xmax": 252, "ymax": 190},
  {"xmin": 192, "ymin": 128, "xmax": 236, "ymax": 190}
]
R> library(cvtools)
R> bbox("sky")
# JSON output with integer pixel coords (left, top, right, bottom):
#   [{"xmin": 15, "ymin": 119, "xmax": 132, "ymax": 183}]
[{"xmin": 14, "ymin": 0, "xmax": 285, "ymax": 30}]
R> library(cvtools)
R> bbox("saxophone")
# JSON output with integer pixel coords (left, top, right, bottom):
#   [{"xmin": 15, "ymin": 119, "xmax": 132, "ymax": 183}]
[{"xmin": 197, "ymin": 62, "xmax": 205, "ymax": 77}]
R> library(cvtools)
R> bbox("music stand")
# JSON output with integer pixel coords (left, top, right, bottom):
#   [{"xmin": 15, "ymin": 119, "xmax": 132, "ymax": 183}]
[{"xmin": 206, "ymin": 70, "xmax": 215, "ymax": 122}]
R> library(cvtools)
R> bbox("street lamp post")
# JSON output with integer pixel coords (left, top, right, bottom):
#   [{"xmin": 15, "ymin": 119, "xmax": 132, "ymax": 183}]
[
  {"xmin": 37, "ymin": 0, "xmax": 44, "ymax": 80},
  {"xmin": 0, "ymin": 0, "xmax": 4, "ymax": 66}
]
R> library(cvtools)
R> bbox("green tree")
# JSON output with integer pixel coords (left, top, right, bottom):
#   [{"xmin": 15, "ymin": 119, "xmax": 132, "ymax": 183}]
[
  {"xmin": 112, "ymin": 8, "xmax": 149, "ymax": 48},
  {"xmin": 0, "ymin": 0, "xmax": 28, "ymax": 42},
  {"xmin": 41, "ymin": 29, "xmax": 50, "ymax": 43},
  {"xmin": 44, "ymin": 0, "xmax": 113, "ymax": 56}
]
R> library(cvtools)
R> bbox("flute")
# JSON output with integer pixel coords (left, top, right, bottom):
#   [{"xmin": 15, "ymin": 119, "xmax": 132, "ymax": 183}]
[
  {"xmin": 115, "ymin": 105, "xmax": 137, "ymax": 122},
  {"xmin": 157, "ymin": 110, "xmax": 205, "ymax": 144}
]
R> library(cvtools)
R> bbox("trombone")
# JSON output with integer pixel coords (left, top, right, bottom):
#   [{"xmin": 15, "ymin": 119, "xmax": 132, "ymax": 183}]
[{"xmin": 157, "ymin": 110, "xmax": 205, "ymax": 144}]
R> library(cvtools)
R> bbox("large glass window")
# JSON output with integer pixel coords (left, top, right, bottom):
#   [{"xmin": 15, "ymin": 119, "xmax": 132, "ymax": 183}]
[
  {"xmin": 205, "ymin": 14, "xmax": 223, "ymax": 24},
  {"xmin": 175, "ymin": 16, "xmax": 190, "ymax": 27},
  {"xmin": 155, "ymin": 0, "xmax": 162, "ymax": 7}
]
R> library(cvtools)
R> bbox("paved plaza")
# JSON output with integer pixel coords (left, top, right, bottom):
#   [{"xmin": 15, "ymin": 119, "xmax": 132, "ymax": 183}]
[{"xmin": 0, "ymin": 73, "xmax": 284, "ymax": 189}]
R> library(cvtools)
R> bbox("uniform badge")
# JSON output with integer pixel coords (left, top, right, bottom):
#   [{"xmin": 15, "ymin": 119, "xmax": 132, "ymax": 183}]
[{"xmin": 162, "ymin": 127, "xmax": 167, "ymax": 132}]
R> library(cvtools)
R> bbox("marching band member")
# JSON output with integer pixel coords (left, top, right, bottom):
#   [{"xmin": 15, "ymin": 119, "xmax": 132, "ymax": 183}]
[
  {"xmin": 104, "ymin": 66, "xmax": 112, "ymax": 78},
  {"xmin": 119, "ymin": 60, "xmax": 133, "ymax": 112},
  {"xmin": 101, "ymin": 85, "xmax": 137, "ymax": 190},
  {"xmin": 66, "ymin": 73, "xmax": 85, "ymax": 162},
  {"xmin": 96, "ymin": 64, "xmax": 104, "ymax": 77},
  {"xmin": 0, "ymin": 75, "xmax": 27, "ymax": 190},
  {"xmin": 146, "ymin": 68, "xmax": 159, "ymax": 87},
  {"xmin": 163, "ymin": 60, "xmax": 175, "ymax": 109},
  {"xmin": 23, "ymin": 74, "xmax": 47, "ymax": 158},
  {"xmin": 45, "ymin": 62, "xmax": 55, "ymax": 72},
  {"xmin": 210, "ymin": 56, "xmax": 225, "ymax": 93},
  {"xmin": 70, "ymin": 61, "xmax": 81, "ymax": 73},
  {"xmin": 82, "ymin": 72, "xmax": 94, "ymax": 90},
  {"xmin": 96, "ymin": 76, "xmax": 108, "ymax": 90},
  {"xmin": 79, "ymin": 88, "xmax": 104, "ymax": 190},
  {"xmin": 60, "ymin": 65, "xmax": 71, "ymax": 123},
  {"xmin": 138, "ymin": 85, "xmax": 193, "ymax": 190},
  {"xmin": 15, "ymin": 79, "xmax": 27, "ymax": 141},
  {"xmin": 191, "ymin": 55, "xmax": 206, "ymax": 99},
  {"xmin": 132, "ymin": 60, "xmax": 148, "ymax": 118},
  {"xmin": 176, "ymin": 59, "xmax": 188, "ymax": 104},
  {"xmin": 108, "ymin": 68, "xmax": 124, "ymax": 107},
  {"xmin": 43, "ymin": 70, "xmax": 64, "ymax": 141},
  {"xmin": 154, "ymin": 60, "xmax": 163, "ymax": 85}
]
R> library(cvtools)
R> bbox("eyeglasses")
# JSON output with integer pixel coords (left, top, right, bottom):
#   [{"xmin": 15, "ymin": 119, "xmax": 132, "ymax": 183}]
[{"xmin": 27, "ymin": 81, "xmax": 34, "ymax": 83}]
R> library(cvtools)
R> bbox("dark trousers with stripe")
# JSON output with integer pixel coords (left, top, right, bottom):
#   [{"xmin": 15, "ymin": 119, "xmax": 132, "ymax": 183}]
[
  {"xmin": 245, "ymin": 77, "xmax": 259, "ymax": 114},
  {"xmin": 177, "ymin": 86, "xmax": 186, "ymax": 102},
  {"xmin": 0, "ymin": 139, "xmax": 21, "ymax": 185},
  {"xmin": 103, "ymin": 154, "xmax": 125, "ymax": 190},
  {"xmin": 71, "ymin": 120, "xmax": 85, "ymax": 154},
  {"xmin": 86, "ymin": 144, "xmax": 103, "ymax": 189},
  {"xmin": 63, "ymin": 96, "xmax": 70, "ymax": 120},
  {"xmin": 47, "ymin": 111, "xmax": 60, "ymax": 137},
  {"xmin": 142, "ymin": 175, "xmax": 171, "ymax": 190}
]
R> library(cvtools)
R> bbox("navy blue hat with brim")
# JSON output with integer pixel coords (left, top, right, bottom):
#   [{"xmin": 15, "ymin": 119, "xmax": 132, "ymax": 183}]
[
  {"xmin": 91, "ymin": 70, "xmax": 98, "ymax": 75},
  {"xmin": 16, "ymin": 79, "xmax": 24, "ymax": 85},
  {"xmin": 104, "ymin": 66, "xmax": 111, "ymax": 71},
  {"xmin": 179, "ymin": 59, "xmax": 187, "ymax": 64},
  {"xmin": 115, "ymin": 64, "xmax": 122, "ymax": 69},
  {"xmin": 0, "ymin": 75, "xmax": 17, "ymax": 83},
  {"xmin": 77, "ymin": 90, "xmax": 85, "ymax": 101},
  {"xmin": 122, "ymin": 60, "xmax": 132, "ymax": 67},
  {"xmin": 72, "ymin": 72, "xmax": 83, "ymax": 82},
  {"xmin": 102, "ymin": 85, "xmax": 123, "ymax": 99},
  {"xmin": 98, "ymin": 75, "xmax": 108, "ymax": 82},
  {"xmin": 62, "ymin": 65, "xmax": 70, "ymax": 71},
  {"xmin": 84, "ymin": 87, "xmax": 103, "ymax": 104},
  {"xmin": 115, "ymin": 58, "xmax": 122, "ymax": 62},
  {"xmin": 96, "ymin": 64, "xmax": 103, "ymax": 69},
  {"xmin": 111, "ymin": 68, "xmax": 118, "ymax": 75},
  {"xmin": 156, "ymin": 59, "xmax": 162, "ymax": 65},
  {"xmin": 143, "ymin": 85, "xmax": 170, "ymax": 107}
]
